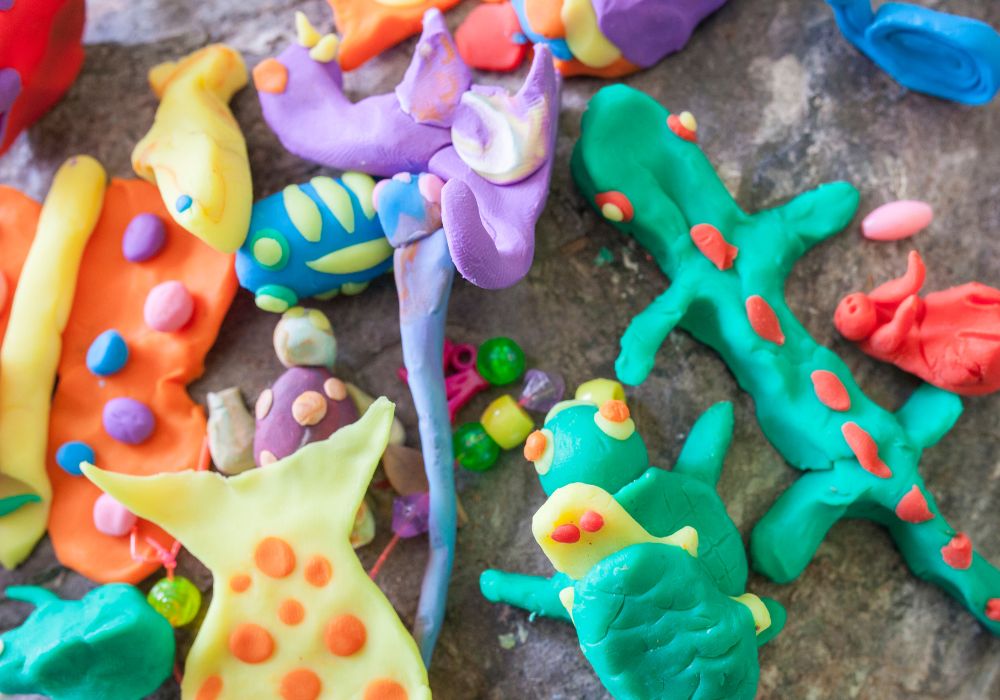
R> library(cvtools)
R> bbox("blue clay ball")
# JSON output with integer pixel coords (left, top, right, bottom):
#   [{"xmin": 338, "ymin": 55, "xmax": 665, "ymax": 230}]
[
  {"xmin": 86, "ymin": 330, "xmax": 129, "ymax": 376},
  {"xmin": 122, "ymin": 213, "xmax": 166, "ymax": 262},
  {"xmin": 56, "ymin": 441, "xmax": 95, "ymax": 476}
]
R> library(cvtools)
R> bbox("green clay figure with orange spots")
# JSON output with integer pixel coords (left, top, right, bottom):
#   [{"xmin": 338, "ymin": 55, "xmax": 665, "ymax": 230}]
[
  {"xmin": 84, "ymin": 398, "xmax": 431, "ymax": 700},
  {"xmin": 481, "ymin": 396, "xmax": 785, "ymax": 699},
  {"xmin": 571, "ymin": 84, "xmax": 1000, "ymax": 634}
]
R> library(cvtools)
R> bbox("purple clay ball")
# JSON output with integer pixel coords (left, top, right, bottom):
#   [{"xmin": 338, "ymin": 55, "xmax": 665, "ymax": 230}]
[
  {"xmin": 122, "ymin": 213, "xmax": 166, "ymax": 262},
  {"xmin": 103, "ymin": 397, "xmax": 156, "ymax": 445}
]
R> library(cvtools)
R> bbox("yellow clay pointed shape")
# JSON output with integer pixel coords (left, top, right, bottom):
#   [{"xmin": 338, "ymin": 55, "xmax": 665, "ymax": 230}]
[
  {"xmin": 0, "ymin": 156, "xmax": 106, "ymax": 568},
  {"xmin": 132, "ymin": 44, "xmax": 252, "ymax": 254},
  {"xmin": 84, "ymin": 399, "xmax": 431, "ymax": 700}
]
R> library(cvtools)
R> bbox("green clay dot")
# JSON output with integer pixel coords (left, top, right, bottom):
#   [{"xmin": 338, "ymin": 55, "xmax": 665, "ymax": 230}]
[
  {"xmin": 476, "ymin": 337, "xmax": 526, "ymax": 386},
  {"xmin": 453, "ymin": 422, "xmax": 501, "ymax": 472},
  {"xmin": 253, "ymin": 237, "xmax": 284, "ymax": 267},
  {"xmin": 147, "ymin": 576, "xmax": 201, "ymax": 627}
]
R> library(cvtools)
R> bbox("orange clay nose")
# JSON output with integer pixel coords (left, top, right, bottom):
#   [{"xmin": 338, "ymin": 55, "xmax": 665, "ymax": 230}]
[
  {"xmin": 599, "ymin": 399, "xmax": 630, "ymax": 423},
  {"xmin": 523, "ymin": 430, "xmax": 547, "ymax": 461},
  {"xmin": 834, "ymin": 292, "xmax": 877, "ymax": 341}
]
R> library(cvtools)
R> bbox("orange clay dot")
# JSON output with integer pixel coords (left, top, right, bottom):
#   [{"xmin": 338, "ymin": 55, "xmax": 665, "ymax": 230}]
[
  {"xmin": 229, "ymin": 623, "xmax": 275, "ymax": 664},
  {"xmin": 252, "ymin": 58, "xmax": 289, "ymax": 94},
  {"xmin": 599, "ymin": 399, "xmax": 630, "ymax": 423},
  {"xmin": 230, "ymin": 574, "xmax": 251, "ymax": 593},
  {"xmin": 280, "ymin": 668, "xmax": 322, "ymax": 700},
  {"xmin": 279, "ymin": 598, "xmax": 306, "ymax": 625},
  {"xmin": 365, "ymin": 679, "xmax": 409, "ymax": 700},
  {"xmin": 255, "ymin": 537, "xmax": 296, "ymax": 578},
  {"xmin": 196, "ymin": 676, "xmax": 223, "ymax": 700},
  {"xmin": 325, "ymin": 614, "xmax": 367, "ymax": 656},
  {"xmin": 523, "ymin": 430, "xmax": 547, "ymax": 461},
  {"xmin": 304, "ymin": 555, "xmax": 332, "ymax": 587}
]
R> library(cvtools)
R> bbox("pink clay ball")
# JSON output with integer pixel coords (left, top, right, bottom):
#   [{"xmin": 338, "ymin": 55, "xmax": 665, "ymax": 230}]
[
  {"xmin": 144, "ymin": 280, "xmax": 194, "ymax": 332},
  {"xmin": 862, "ymin": 200, "xmax": 933, "ymax": 241},
  {"xmin": 93, "ymin": 492, "xmax": 138, "ymax": 536}
]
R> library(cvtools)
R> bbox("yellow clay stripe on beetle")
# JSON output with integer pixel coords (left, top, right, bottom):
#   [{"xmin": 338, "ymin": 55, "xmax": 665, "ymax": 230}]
[
  {"xmin": 0, "ymin": 156, "xmax": 106, "ymax": 569},
  {"xmin": 305, "ymin": 238, "xmax": 393, "ymax": 275}
]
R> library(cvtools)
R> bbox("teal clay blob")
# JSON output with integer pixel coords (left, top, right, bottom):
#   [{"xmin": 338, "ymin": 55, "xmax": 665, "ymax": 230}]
[
  {"xmin": 571, "ymin": 84, "xmax": 1000, "ymax": 633},
  {"xmin": 0, "ymin": 584, "xmax": 176, "ymax": 700},
  {"xmin": 453, "ymin": 421, "xmax": 501, "ymax": 471},
  {"xmin": 475, "ymin": 336, "xmax": 526, "ymax": 386},
  {"xmin": 481, "ymin": 399, "xmax": 785, "ymax": 698}
]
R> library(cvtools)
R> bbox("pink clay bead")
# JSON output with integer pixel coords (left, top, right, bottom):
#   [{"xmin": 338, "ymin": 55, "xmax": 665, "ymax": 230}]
[
  {"xmin": 862, "ymin": 200, "xmax": 933, "ymax": 241},
  {"xmin": 144, "ymin": 280, "xmax": 194, "ymax": 332},
  {"xmin": 93, "ymin": 492, "xmax": 138, "ymax": 536}
]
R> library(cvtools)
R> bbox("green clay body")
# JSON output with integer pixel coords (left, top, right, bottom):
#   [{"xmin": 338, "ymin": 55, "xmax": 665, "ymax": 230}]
[
  {"xmin": 481, "ymin": 401, "xmax": 783, "ymax": 698},
  {"xmin": 0, "ymin": 584, "xmax": 176, "ymax": 700},
  {"xmin": 570, "ymin": 83, "xmax": 1000, "ymax": 633}
]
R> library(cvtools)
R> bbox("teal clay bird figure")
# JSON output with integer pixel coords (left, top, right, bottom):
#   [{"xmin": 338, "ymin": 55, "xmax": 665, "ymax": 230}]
[
  {"xmin": 0, "ymin": 584, "xmax": 176, "ymax": 700},
  {"xmin": 481, "ymin": 396, "xmax": 784, "ymax": 699}
]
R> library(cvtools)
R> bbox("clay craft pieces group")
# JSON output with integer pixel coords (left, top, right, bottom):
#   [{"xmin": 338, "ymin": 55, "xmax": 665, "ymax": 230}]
[
  {"xmin": 825, "ymin": 0, "xmax": 1000, "ymax": 104},
  {"xmin": 85, "ymin": 399, "xmax": 432, "ymax": 700},
  {"xmin": 455, "ymin": 0, "xmax": 727, "ymax": 76},
  {"xmin": 572, "ymin": 84, "xmax": 1000, "ymax": 634},
  {"xmin": 0, "ymin": 0, "xmax": 85, "ymax": 154},
  {"xmin": 483, "ymin": 394, "xmax": 784, "ymax": 699},
  {"xmin": 251, "ymin": 8, "xmax": 559, "ymax": 662}
]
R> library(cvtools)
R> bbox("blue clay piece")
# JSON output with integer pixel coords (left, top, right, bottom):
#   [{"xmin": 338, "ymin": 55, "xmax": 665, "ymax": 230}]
[
  {"xmin": 86, "ymin": 329, "xmax": 129, "ymax": 376},
  {"xmin": 121, "ymin": 213, "xmax": 166, "ymax": 262},
  {"xmin": 175, "ymin": 194, "xmax": 193, "ymax": 212},
  {"xmin": 826, "ymin": 0, "xmax": 1000, "ymax": 105},
  {"xmin": 374, "ymin": 173, "xmax": 443, "ymax": 248},
  {"xmin": 235, "ymin": 175, "xmax": 392, "ymax": 313},
  {"xmin": 510, "ymin": 0, "xmax": 573, "ymax": 60},
  {"xmin": 55, "ymin": 441, "xmax": 94, "ymax": 476}
]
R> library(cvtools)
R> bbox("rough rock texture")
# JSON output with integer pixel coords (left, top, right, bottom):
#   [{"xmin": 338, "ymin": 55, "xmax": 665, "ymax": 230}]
[{"xmin": 2, "ymin": 0, "xmax": 1000, "ymax": 698}]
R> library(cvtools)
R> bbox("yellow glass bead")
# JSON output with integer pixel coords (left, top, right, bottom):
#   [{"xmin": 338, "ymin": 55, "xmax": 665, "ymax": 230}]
[
  {"xmin": 574, "ymin": 378, "xmax": 625, "ymax": 406},
  {"xmin": 480, "ymin": 395, "xmax": 534, "ymax": 450}
]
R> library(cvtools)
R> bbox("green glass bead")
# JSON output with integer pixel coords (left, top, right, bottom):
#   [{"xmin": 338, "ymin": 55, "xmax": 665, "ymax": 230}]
[
  {"xmin": 147, "ymin": 575, "xmax": 201, "ymax": 627},
  {"xmin": 476, "ymin": 337, "xmax": 526, "ymax": 386},
  {"xmin": 453, "ymin": 422, "xmax": 501, "ymax": 472}
]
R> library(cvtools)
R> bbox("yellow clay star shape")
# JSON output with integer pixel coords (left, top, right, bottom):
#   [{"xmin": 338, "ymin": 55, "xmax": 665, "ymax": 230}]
[{"xmin": 84, "ymin": 398, "xmax": 431, "ymax": 700}]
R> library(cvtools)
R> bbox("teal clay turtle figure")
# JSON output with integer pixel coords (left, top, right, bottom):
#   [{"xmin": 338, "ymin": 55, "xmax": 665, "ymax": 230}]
[
  {"xmin": 0, "ymin": 583, "xmax": 175, "ymax": 700},
  {"xmin": 481, "ymin": 396, "xmax": 784, "ymax": 699}
]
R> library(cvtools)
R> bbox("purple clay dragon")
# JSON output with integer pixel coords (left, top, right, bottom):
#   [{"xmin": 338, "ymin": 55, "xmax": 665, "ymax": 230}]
[{"xmin": 253, "ymin": 8, "xmax": 560, "ymax": 664}]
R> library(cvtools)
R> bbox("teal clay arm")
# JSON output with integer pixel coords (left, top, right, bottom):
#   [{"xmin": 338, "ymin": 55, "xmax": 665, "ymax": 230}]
[
  {"xmin": 571, "ymin": 83, "xmax": 1000, "ymax": 634},
  {"xmin": 479, "ymin": 570, "xmax": 572, "ymax": 621}
]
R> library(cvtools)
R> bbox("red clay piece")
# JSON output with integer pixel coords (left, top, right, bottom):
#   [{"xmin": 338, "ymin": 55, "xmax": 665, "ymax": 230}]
[
  {"xmin": 835, "ymin": 250, "xmax": 1000, "ymax": 396},
  {"xmin": 455, "ymin": 3, "xmax": 529, "ymax": 72}
]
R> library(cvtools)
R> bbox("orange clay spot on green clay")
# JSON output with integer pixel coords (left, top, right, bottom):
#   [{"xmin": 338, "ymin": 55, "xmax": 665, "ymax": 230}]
[
  {"xmin": 229, "ymin": 623, "xmax": 275, "ymax": 663},
  {"xmin": 365, "ymin": 679, "xmax": 409, "ymax": 700},
  {"xmin": 599, "ymin": 400, "xmax": 629, "ymax": 423},
  {"xmin": 196, "ymin": 675, "xmax": 223, "ymax": 700},
  {"xmin": 304, "ymin": 555, "xmax": 332, "ymax": 586},
  {"xmin": 324, "ymin": 614, "xmax": 367, "ymax": 656},
  {"xmin": 229, "ymin": 573, "xmax": 251, "ymax": 592},
  {"xmin": 255, "ymin": 536, "xmax": 296, "ymax": 578},
  {"xmin": 279, "ymin": 598, "xmax": 306, "ymax": 625},
  {"xmin": 280, "ymin": 668, "xmax": 322, "ymax": 700}
]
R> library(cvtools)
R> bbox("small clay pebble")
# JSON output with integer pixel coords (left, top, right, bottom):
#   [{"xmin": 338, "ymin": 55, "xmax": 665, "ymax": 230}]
[
  {"xmin": 93, "ymin": 492, "xmax": 138, "ymax": 536},
  {"xmin": 206, "ymin": 388, "xmax": 256, "ymax": 475},
  {"xmin": 122, "ymin": 212, "xmax": 166, "ymax": 262},
  {"xmin": 103, "ymin": 397, "xmax": 156, "ymax": 444},
  {"xmin": 144, "ymin": 280, "xmax": 194, "ymax": 332},
  {"xmin": 272, "ymin": 306, "xmax": 337, "ymax": 368},
  {"xmin": 381, "ymin": 444, "xmax": 428, "ymax": 495}
]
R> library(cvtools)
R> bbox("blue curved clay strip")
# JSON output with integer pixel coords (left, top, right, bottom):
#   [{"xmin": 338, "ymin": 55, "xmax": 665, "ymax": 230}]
[
  {"xmin": 510, "ymin": 0, "xmax": 574, "ymax": 61},
  {"xmin": 826, "ymin": 0, "xmax": 1000, "ymax": 104},
  {"xmin": 394, "ymin": 228, "xmax": 456, "ymax": 664}
]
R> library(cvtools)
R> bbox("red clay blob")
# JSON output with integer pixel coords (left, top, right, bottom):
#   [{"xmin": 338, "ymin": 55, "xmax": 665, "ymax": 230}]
[
  {"xmin": 835, "ymin": 250, "xmax": 1000, "ymax": 396},
  {"xmin": 746, "ymin": 295, "xmax": 785, "ymax": 345},
  {"xmin": 811, "ymin": 370, "xmax": 851, "ymax": 412},
  {"xmin": 690, "ymin": 223, "xmax": 737, "ymax": 270},
  {"xmin": 895, "ymin": 485, "xmax": 933, "ymax": 524},
  {"xmin": 841, "ymin": 422, "xmax": 892, "ymax": 479},
  {"xmin": 455, "ymin": 3, "xmax": 528, "ymax": 72}
]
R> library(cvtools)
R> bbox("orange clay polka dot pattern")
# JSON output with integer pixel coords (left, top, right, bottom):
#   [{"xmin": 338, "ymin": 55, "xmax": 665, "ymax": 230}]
[
  {"xmin": 196, "ymin": 675, "xmax": 223, "ymax": 700},
  {"xmin": 280, "ymin": 668, "xmax": 322, "ymax": 700},
  {"xmin": 304, "ymin": 555, "xmax": 332, "ymax": 587},
  {"xmin": 365, "ymin": 679, "xmax": 410, "ymax": 700},
  {"xmin": 229, "ymin": 623, "xmax": 275, "ymax": 664},
  {"xmin": 279, "ymin": 598, "xmax": 306, "ymax": 625},
  {"xmin": 256, "ymin": 537, "xmax": 296, "ymax": 578},
  {"xmin": 230, "ymin": 574, "xmax": 251, "ymax": 592}
]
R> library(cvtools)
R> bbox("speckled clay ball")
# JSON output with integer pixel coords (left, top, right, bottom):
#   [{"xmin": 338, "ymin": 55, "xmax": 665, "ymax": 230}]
[
  {"xmin": 272, "ymin": 306, "xmax": 337, "ymax": 369},
  {"xmin": 144, "ymin": 280, "xmax": 194, "ymax": 332},
  {"xmin": 93, "ymin": 492, "xmax": 138, "ymax": 536},
  {"xmin": 122, "ymin": 212, "xmax": 166, "ymax": 262},
  {"xmin": 253, "ymin": 366, "xmax": 359, "ymax": 466},
  {"xmin": 103, "ymin": 397, "xmax": 156, "ymax": 444}
]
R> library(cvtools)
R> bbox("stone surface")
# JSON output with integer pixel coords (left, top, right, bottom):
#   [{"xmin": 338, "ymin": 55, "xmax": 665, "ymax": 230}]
[{"xmin": 2, "ymin": 1, "xmax": 1000, "ymax": 698}]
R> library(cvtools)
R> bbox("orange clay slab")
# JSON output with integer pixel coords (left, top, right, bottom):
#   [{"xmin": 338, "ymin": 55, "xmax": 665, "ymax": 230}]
[
  {"xmin": 46, "ymin": 178, "xmax": 237, "ymax": 583},
  {"xmin": 0, "ymin": 186, "xmax": 41, "ymax": 340},
  {"xmin": 326, "ymin": 0, "xmax": 462, "ymax": 71}
]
